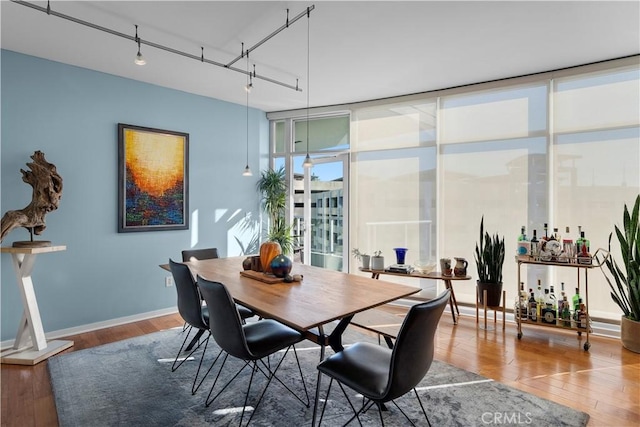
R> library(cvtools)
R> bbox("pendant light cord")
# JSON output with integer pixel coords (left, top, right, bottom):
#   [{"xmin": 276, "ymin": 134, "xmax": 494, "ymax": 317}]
[{"xmin": 303, "ymin": 7, "xmax": 313, "ymax": 168}]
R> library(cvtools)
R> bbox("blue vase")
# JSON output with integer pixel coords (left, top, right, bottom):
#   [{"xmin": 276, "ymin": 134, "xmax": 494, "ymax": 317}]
[
  {"xmin": 270, "ymin": 254, "xmax": 293, "ymax": 278},
  {"xmin": 393, "ymin": 248, "xmax": 408, "ymax": 265}
]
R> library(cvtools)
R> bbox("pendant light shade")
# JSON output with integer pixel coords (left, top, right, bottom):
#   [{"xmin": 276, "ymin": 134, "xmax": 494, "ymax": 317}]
[{"xmin": 134, "ymin": 25, "xmax": 146, "ymax": 66}]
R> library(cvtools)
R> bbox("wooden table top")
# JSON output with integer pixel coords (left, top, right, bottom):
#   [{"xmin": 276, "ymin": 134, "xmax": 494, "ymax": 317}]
[
  {"xmin": 179, "ymin": 257, "xmax": 420, "ymax": 332},
  {"xmin": 359, "ymin": 267, "xmax": 472, "ymax": 281}
]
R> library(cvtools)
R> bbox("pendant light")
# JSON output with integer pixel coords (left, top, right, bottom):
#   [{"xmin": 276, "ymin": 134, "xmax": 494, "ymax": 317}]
[
  {"xmin": 302, "ymin": 7, "xmax": 313, "ymax": 169},
  {"xmin": 242, "ymin": 51, "xmax": 253, "ymax": 177},
  {"xmin": 134, "ymin": 25, "xmax": 146, "ymax": 66}
]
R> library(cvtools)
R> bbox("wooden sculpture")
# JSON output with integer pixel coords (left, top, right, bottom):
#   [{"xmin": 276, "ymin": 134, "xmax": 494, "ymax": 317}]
[{"xmin": 0, "ymin": 151, "xmax": 63, "ymax": 246}]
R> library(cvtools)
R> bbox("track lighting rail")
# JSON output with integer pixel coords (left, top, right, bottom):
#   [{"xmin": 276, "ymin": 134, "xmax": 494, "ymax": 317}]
[
  {"xmin": 225, "ymin": 5, "xmax": 315, "ymax": 68},
  {"xmin": 11, "ymin": 0, "xmax": 312, "ymax": 92}
]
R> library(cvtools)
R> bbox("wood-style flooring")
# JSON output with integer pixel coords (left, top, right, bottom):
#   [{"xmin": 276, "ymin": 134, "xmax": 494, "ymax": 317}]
[{"xmin": 2, "ymin": 310, "xmax": 639, "ymax": 426}]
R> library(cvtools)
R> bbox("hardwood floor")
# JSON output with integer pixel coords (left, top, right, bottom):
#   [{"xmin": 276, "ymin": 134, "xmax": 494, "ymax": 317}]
[{"xmin": 2, "ymin": 310, "xmax": 639, "ymax": 426}]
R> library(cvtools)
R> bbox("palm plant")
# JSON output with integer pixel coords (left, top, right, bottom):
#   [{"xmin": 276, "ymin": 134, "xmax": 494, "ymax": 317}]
[
  {"xmin": 600, "ymin": 195, "xmax": 640, "ymax": 321},
  {"xmin": 474, "ymin": 216, "xmax": 505, "ymax": 284},
  {"xmin": 256, "ymin": 166, "xmax": 294, "ymax": 254}
]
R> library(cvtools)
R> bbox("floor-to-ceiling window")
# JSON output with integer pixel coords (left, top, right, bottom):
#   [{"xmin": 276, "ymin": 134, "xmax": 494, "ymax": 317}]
[
  {"xmin": 351, "ymin": 100, "xmax": 438, "ymax": 295},
  {"xmin": 439, "ymin": 83, "xmax": 549, "ymax": 306},
  {"xmin": 272, "ymin": 114, "xmax": 350, "ymax": 270},
  {"xmin": 552, "ymin": 66, "xmax": 640, "ymax": 318},
  {"xmin": 268, "ymin": 57, "xmax": 640, "ymax": 320}
]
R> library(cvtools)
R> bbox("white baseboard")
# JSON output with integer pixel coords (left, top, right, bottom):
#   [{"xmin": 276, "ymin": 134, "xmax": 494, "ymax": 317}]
[{"xmin": 1, "ymin": 307, "xmax": 179, "ymax": 351}]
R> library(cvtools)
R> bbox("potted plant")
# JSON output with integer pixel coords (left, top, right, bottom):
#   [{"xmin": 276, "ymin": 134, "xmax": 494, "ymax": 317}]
[
  {"xmin": 599, "ymin": 195, "xmax": 640, "ymax": 353},
  {"xmin": 474, "ymin": 216, "xmax": 505, "ymax": 307},
  {"xmin": 352, "ymin": 249, "xmax": 370, "ymax": 270},
  {"xmin": 256, "ymin": 166, "xmax": 294, "ymax": 256},
  {"xmin": 371, "ymin": 250, "xmax": 385, "ymax": 271}
]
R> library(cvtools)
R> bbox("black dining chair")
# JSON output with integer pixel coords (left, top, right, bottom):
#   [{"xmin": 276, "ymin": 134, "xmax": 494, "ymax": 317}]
[
  {"xmin": 181, "ymin": 247, "xmax": 219, "ymax": 262},
  {"xmin": 313, "ymin": 289, "xmax": 451, "ymax": 427},
  {"xmin": 197, "ymin": 276, "xmax": 310, "ymax": 426},
  {"xmin": 181, "ymin": 247, "xmax": 254, "ymax": 321},
  {"xmin": 168, "ymin": 259, "xmax": 221, "ymax": 395}
]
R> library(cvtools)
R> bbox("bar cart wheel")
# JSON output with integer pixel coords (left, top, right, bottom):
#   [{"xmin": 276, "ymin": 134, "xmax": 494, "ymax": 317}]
[
  {"xmin": 583, "ymin": 342, "xmax": 591, "ymax": 351},
  {"xmin": 517, "ymin": 332, "xmax": 523, "ymax": 340}
]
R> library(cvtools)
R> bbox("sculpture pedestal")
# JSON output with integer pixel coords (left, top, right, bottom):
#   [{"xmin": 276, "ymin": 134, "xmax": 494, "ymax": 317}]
[{"xmin": 0, "ymin": 245, "xmax": 73, "ymax": 365}]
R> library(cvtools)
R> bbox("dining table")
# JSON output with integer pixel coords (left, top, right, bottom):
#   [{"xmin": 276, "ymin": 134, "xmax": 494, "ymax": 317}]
[{"xmin": 164, "ymin": 256, "xmax": 420, "ymax": 359}]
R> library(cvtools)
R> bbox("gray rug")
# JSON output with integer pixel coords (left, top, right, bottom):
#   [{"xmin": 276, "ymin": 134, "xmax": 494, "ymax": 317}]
[{"xmin": 48, "ymin": 326, "xmax": 589, "ymax": 426}]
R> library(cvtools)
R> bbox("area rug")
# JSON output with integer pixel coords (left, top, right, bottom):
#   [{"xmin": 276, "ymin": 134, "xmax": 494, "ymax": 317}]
[{"xmin": 48, "ymin": 326, "xmax": 589, "ymax": 426}]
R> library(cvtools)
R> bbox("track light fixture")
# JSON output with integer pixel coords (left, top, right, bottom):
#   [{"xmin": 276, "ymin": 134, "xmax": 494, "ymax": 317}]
[
  {"xmin": 13, "ymin": 0, "xmax": 314, "ymax": 92},
  {"xmin": 242, "ymin": 52, "xmax": 253, "ymax": 177},
  {"xmin": 134, "ymin": 25, "xmax": 146, "ymax": 65},
  {"xmin": 302, "ymin": 7, "xmax": 313, "ymax": 169},
  {"xmin": 242, "ymin": 47, "xmax": 254, "ymax": 92}
]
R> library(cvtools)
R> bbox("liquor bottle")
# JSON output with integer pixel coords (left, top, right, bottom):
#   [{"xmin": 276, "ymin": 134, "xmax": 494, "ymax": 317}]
[
  {"xmin": 557, "ymin": 297, "xmax": 564, "ymax": 324},
  {"xmin": 536, "ymin": 280, "xmax": 544, "ymax": 319},
  {"xmin": 549, "ymin": 285, "xmax": 557, "ymax": 311},
  {"xmin": 558, "ymin": 282, "xmax": 566, "ymax": 317},
  {"xmin": 530, "ymin": 230, "xmax": 539, "ymax": 259},
  {"xmin": 517, "ymin": 226, "xmax": 530, "ymax": 256},
  {"xmin": 515, "ymin": 282, "xmax": 527, "ymax": 319},
  {"xmin": 549, "ymin": 228, "xmax": 558, "ymax": 241},
  {"xmin": 577, "ymin": 301, "xmax": 587, "ymax": 329},
  {"xmin": 542, "ymin": 223, "xmax": 549, "ymax": 243},
  {"xmin": 582, "ymin": 230, "xmax": 590, "ymax": 252},
  {"xmin": 541, "ymin": 289, "xmax": 556, "ymax": 324},
  {"xmin": 576, "ymin": 226, "xmax": 584, "ymax": 254},
  {"xmin": 528, "ymin": 290, "xmax": 537, "ymax": 322},
  {"xmin": 577, "ymin": 238, "xmax": 592, "ymax": 265},
  {"xmin": 562, "ymin": 226, "xmax": 575, "ymax": 262},
  {"xmin": 561, "ymin": 296, "xmax": 571, "ymax": 327},
  {"xmin": 572, "ymin": 287, "xmax": 581, "ymax": 312}
]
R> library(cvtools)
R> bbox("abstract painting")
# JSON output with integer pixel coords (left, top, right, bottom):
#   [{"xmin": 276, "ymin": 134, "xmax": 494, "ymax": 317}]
[{"xmin": 118, "ymin": 123, "xmax": 189, "ymax": 232}]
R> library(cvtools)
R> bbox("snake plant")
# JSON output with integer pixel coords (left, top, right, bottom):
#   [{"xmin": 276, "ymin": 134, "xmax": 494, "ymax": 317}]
[
  {"xmin": 474, "ymin": 216, "xmax": 505, "ymax": 284},
  {"xmin": 599, "ymin": 195, "xmax": 640, "ymax": 321}
]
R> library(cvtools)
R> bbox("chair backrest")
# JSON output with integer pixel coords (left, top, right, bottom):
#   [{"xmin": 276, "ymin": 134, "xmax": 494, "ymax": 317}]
[
  {"xmin": 384, "ymin": 289, "xmax": 450, "ymax": 401},
  {"xmin": 197, "ymin": 276, "xmax": 252, "ymax": 360},
  {"xmin": 168, "ymin": 259, "xmax": 207, "ymax": 330},
  {"xmin": 182, "ymin": 248, "xmax": 219, "ymax": 262}
]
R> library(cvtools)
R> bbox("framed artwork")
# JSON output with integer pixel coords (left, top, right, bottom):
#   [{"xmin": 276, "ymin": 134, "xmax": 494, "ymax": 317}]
[{"xmin": 117, "ymin": 123, "xmax": 189, "ymax": 232}]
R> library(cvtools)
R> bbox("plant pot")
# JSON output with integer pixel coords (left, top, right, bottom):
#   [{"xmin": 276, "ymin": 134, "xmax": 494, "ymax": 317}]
[
  {"xmin": 361, "ymin": 255, "xmax": 371, "ymax": 270},
  {"xmin": 621, "ymin": 316, "xmax": 640, "ymax": 353},
  {"xmin": 371, "ymin": 256, "xmax": 385, "ymax": 271},
  {"xmin": 477, "ymin": 281, "xmax": 503, "ymax": 307}
]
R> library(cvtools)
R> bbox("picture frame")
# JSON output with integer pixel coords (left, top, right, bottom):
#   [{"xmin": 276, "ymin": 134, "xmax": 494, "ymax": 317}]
[{"xmin": 117, "ymin": 123, "xmax": 189, "ymax": 233}]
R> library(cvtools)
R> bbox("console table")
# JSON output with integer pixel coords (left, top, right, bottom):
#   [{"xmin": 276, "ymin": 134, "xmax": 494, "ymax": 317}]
[
  {"xmin": 1, "ymin": 245, "xmax": 73, "ymax": 365},
  {"xmin": 360, "ymin": 268, "xmax": 471, "ymax": 324}
]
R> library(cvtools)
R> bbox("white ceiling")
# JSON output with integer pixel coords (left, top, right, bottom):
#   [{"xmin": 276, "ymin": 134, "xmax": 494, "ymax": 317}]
[{"xmin": 2, "ymin": 1, "xmax": 639, "ymax": 112}]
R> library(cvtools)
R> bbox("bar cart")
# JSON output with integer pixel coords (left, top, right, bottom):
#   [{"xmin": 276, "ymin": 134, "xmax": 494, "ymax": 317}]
[{"xmin": 515, "ymin": 249, "xmax": 608, "ymax": 351}]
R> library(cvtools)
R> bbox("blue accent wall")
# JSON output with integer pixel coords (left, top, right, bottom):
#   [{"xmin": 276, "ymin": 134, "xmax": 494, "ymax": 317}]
[{"xmin": 1, "ymin": 50, "xmax": 267, "ymax": 341}]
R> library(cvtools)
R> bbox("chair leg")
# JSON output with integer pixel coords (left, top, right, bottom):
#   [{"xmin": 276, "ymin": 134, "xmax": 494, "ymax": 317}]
[
  {"xmin": 312, "ymin": 370, "xmax": 324, "ymax": 426},
  {"xmin": 206, "ymin": 346, "xmax": 308, "ymax": 425},
  {"xmin": 172, "ymin": 326, "xmax": 204, "ymax": 372},
  {"xmin": 335, "ymin": 381, "xmax": 365, "ymax": 427},
  {"xmin": 191, "ymin": 339, "xmax": 225, "ymax": 395},
  {"xmin": 414, "ymin": 388, "xmax": 431, "ymax": 427},
  {"xmin": 254, "ymin": 346, "xmax": 310, "ymax": 407},
  {"xmin": 205, "ymin": 353, "xmax": 251, "ymax": 407},
  {"xmin": 185, "ymin": 328, "xmax": 206, "ymax": 351}
]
